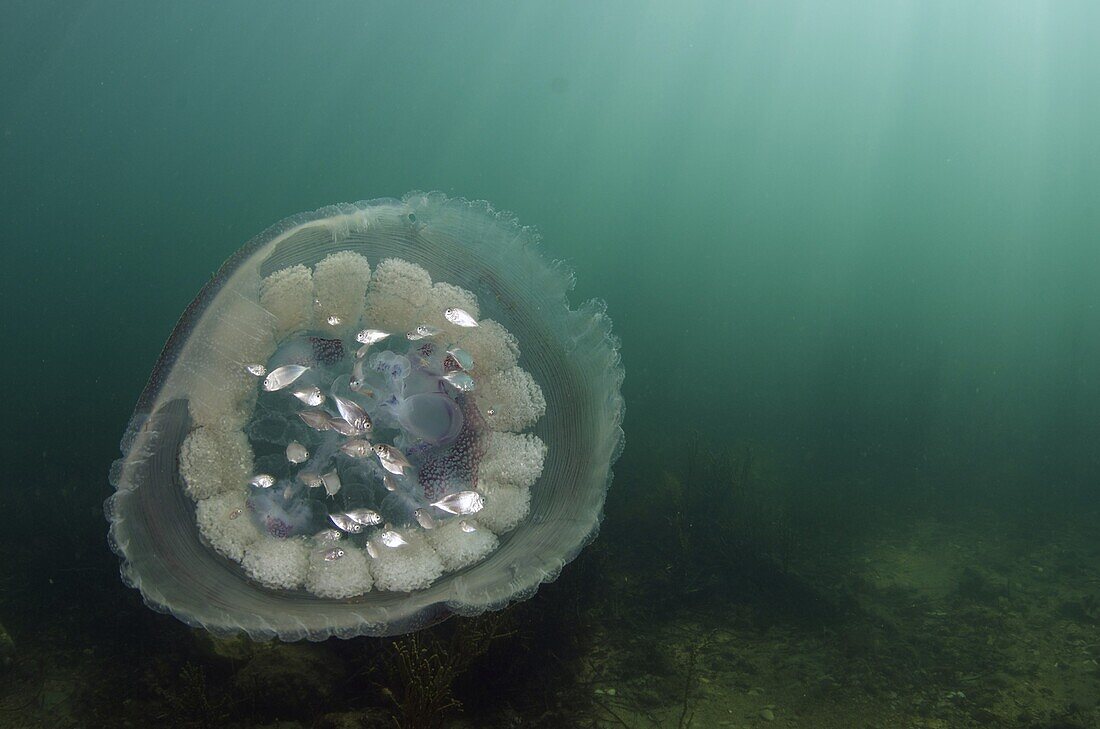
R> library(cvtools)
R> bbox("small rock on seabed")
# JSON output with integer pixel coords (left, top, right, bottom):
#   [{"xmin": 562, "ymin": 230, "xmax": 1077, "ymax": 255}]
[{"xmin": 0, "ymin": 620, "xmax": 14, "ymax": 671}]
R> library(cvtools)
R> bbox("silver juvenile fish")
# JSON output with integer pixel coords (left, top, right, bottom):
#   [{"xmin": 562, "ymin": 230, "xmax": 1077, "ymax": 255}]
[
  {"xmin": 345, "ymin": 508, "xmax": 382, "ymax": 526},
  {"xmin": 285, "ymin": 441, "xmax": 309, "ymax": 464},
  {"xmin": 262, "ymin": 364, "xmax": 309, "ymax": 392},
  {"xmin": 446, "ymin": 348, "xmax": 474, "ymax": 371},
  {"xmin": 406, "ymin": 324, "xmax": 441, "ymax": 340},
  {"xmin": 322, "ymin": 548, "xmax": 345, "ymax": 561},
  {"xmin": 444, "ymin": 307, "xmax": 479, "ymax": 327},
  {"xmin": 327, "ymin": 417, "xmax": 360, "ymax": 436},
  {"xmin": 321, "ymin": 470, "xmax": 342, "ymax": 496},
  {"xmin": 339, "ymin": 439, "xmax": 372, "ymax": 458},
  {"xmin": 373, "ymin": 444, "xmax": 411, "ymax": 475},
  {"xmin": 329, "ymin": 513, "xmax": 364, "ymax": 533},
  {"xmin": 430, "ymin": 490, "xmax": 485, "ymax": 515},
  {"xmin": 414, "ymin": 508, "xmax": 438, "ymax": 530},
  {"xmin": 459, "ymin": 520, "xmax": 477, "ymax": 533},
  {"xmin": 379, "ymin": 530, "xmax": 408, "ymax": 548},
  {"xmin": 376, "ymin": 459, "xmax": 405, "ymax": 476},
  {"xmin": 442, "ymin": 371, "xmax": 475, "ymax": 392},
  {"xmin": 356, "ymin": 329, "xmax": 391, "ymax": 345},
  {"xmin": 244, "ymin": 363, "xmax": 267, "ymax": 377},
  {"xmin": 298, "ymin": 471, "xmax": 323, "ymax": 489},
  {"xmin": 291, "ymin": 385, "xmax": 325, "ymax": 407},
  {"xmin": 349, "ymin": 357, "xmax": 367, "ymax": 391},
  {"xmin": 332, "ymin": 394, "xmax": 372, "ymax": 433},
  {"xmin": 365, "ymin": 542, "xmax": 379, "ymax": 558},
  {"xmin": 298, "ymin": 410, "xmax": 331, "ymax": 431},
  {"xmin": 250, "ymin": 474, "xmax": 276, "ymax": 489},
  {"xmin": 382, "ymin": 472, "xmax": 398, "ymax": 492},
  {"xmin": 314, "ymin": 529, "xmax": 342, "ymax": 544}
]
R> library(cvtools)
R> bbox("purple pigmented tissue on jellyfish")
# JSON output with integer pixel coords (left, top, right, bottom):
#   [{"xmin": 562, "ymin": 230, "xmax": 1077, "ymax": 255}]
[
  {"xmin": 309, "ymin": 337, "xmax": 345, "ymax": 366},
  {"xmin": 417, "ymin": 395, "xmax": 487, "ymax": 501},
  {"xmin": 371, "ymin": 351, "xmax": 410, "ymax": 384},
  {"xmin": 406, "ymin": 441, "xmax": 433, "ymax": 458},
  {"xmin": 264, "ymin": 516, "xmax": 295, "ymax": 539},
  {"xmin": 245, "ymin": 488, "xmax": 315, "ymax": 540}
]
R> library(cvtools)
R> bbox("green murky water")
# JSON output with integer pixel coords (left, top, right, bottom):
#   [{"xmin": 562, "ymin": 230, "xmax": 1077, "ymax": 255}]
[{"xmin": 2, "ymin": 2, "xmax": 1098, "ymax": 726}]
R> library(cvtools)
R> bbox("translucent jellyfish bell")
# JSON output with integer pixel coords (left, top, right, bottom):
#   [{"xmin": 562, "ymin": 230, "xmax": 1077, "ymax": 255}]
[{"xmin": 106, "ymin": 193, "xmax": 624, "ymax": 639}]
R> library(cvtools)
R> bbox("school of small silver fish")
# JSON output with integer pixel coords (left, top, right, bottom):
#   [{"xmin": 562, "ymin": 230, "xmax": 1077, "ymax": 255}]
[{"xmin": 243, "ymin": 307, "xmax": 491, "ymax": 560}]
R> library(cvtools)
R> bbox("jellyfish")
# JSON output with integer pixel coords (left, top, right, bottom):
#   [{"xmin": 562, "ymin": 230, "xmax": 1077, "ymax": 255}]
[{"xmin": 106, "ymin": 193, "xmax": 624, "ymax": 639}]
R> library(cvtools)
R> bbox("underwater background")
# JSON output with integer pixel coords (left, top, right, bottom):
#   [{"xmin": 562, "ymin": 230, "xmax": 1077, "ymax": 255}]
[{"xmin": 2, "ymin": 1, "xmax": 1099, "ymax": 727}]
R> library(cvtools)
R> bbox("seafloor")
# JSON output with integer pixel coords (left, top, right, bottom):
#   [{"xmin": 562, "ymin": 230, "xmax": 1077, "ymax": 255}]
[{"xmin": 1, "ymin": 448, "xmax": 1097, "ymax": 728}]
